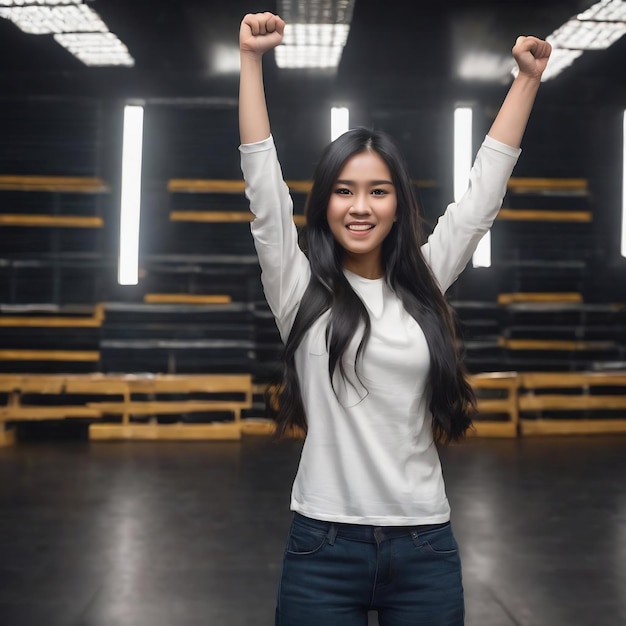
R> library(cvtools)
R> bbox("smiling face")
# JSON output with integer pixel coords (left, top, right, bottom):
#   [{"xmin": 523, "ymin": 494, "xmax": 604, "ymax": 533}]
[{"xmin": 326, "ymin": 149, "xmax": 397, "ymax": 279}]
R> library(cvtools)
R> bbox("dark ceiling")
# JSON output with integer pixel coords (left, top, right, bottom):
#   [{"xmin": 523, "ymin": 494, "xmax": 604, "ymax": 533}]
[{"xmin": 0, "ymin": 0, "xmax": 624, "ymax": 109}]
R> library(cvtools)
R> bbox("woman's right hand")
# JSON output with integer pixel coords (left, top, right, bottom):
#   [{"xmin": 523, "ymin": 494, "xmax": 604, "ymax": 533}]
[{"xmin": 240, "ymin": 12, "xmax": 285, "ymax": 57}]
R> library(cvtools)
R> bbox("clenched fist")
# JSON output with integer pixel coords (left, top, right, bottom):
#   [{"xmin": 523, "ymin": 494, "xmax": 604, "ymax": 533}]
[
  {"xmin": 240, "ymin": 12, "xmax": 285, "ymax": 57},
  {"xmin": 513, "ymin": 36, "xmax": 552, "ymax": 80}
]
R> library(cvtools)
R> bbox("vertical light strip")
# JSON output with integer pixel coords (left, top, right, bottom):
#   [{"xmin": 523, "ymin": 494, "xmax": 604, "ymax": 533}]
[
  {"xmin": 331, "ymin": 107, "xmax": 349, "ymax": 141},
  {"xmin": 622, "ymin": 110, "xmax": 626, "ymax": 257},
  {"xmin": 454, "ymin": 107, "xmax": 490, "ymax": 268},
  {"xmin": 453, "ymin": 107, "xmax": 473, "ymax": 202},
  {"xmin": 118, "ymin": 105, "xmax": 144, "ymax": 286}
]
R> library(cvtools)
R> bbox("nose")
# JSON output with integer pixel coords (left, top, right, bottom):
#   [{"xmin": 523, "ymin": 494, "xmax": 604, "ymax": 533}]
[{"xmin": 349, "ymin": 193, "xmax": 371, "ymax": 216}]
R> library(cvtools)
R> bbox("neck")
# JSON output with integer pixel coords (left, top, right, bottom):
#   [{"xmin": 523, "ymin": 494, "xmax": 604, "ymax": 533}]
[{"xmin": 343, "ymin": 255, "xmax": 384, "ymax": 280}]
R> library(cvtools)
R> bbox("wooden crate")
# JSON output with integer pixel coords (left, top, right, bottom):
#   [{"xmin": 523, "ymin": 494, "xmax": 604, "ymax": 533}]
[{"xmin": 518, "ymin": 372, "xmax": 626, "ymax": 435}]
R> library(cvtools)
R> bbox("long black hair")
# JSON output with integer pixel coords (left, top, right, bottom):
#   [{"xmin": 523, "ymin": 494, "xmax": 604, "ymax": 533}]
[{"xmin": 269, "ymin": 128, "xmax": 475, "ymax": 443}]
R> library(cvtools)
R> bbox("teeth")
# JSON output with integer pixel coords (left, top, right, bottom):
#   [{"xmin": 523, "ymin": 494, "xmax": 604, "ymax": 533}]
[{"xmin": 347, "ymin": 224, "xmax": 373, "ymax": 231}]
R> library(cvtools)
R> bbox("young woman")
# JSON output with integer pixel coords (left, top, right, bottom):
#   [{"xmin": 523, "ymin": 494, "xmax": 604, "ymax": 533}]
[{"xmin": 239, "ymin": 11, "xmax": 551, "ymax": 626}]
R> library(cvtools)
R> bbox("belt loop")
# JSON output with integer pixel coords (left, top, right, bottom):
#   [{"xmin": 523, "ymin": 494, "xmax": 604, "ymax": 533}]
[{"xmin": 326, "ymin": 523, "xmax": 338, "ymax": 546}]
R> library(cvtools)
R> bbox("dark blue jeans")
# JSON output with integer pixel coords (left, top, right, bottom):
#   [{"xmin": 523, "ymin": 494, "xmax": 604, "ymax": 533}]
[{"xmin": 275, "ymin": 513, "xmax": 464, "ymax": 626}]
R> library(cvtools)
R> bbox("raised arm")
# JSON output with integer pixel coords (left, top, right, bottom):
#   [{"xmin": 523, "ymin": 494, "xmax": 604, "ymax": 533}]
[
  {"xmin": 238, "ymin": 12, "xmax": 311, "ymax": 340},
  {"xmin": 239, "ymin": 12, "xmax": 285, "ymax": 144},
  {"xmin": 488, "ymin": 36, "xmax": 552, "ymax": 148},
  {"xmin": 422, "ymin": 35, "xmax": 551, "ymax": 291}
]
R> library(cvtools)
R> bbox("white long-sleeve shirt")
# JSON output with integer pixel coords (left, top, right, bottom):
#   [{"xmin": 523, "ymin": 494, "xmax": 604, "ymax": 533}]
[{"xmin": 240, "ymin": 135, "xmax": 520, "ymax": 525}]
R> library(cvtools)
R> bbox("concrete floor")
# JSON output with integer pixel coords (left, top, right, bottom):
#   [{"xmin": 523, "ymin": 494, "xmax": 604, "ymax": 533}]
[{"xmin": 0, "ymin": 433, "xmax": 624, "ymax": 625}]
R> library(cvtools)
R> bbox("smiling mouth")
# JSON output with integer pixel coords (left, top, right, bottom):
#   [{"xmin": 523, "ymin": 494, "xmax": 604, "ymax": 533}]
[{"xmin": 347, "ymin": 224, "xmax": 374, "ymax": 231}]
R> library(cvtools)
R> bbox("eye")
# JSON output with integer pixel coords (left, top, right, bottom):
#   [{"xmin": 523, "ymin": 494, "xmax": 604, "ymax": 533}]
[
  {"xmin": 371, "ymin": 189, "xmax": 388, "ymax": 196},
  {"xmin": 334, "ymin": 187, "xmax": 351, "ymax": 195}
]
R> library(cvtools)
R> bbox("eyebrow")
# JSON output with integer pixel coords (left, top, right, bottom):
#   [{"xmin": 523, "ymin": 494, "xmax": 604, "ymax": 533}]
[{"xmin": 335, "ymin": 179, "xmax": 394, "ymax": 186}]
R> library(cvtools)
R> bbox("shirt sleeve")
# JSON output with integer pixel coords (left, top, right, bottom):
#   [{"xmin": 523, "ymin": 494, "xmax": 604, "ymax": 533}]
[
  {"xmin": 239, "ymin": 136, "xmax": 311, "ymax": 342},
  {"xmin": 421, "ymin": 135, "xmax": 521, "ymax": 293}
]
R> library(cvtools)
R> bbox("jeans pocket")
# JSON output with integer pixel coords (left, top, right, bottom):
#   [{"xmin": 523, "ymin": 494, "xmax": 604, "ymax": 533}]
[
  {"xmin": 285, "ymin": 521, "xmax": 328, "ymax": 556},
  {"xmin": 411, "ymin": 523, "xmax": 459, "ymax": 556}
]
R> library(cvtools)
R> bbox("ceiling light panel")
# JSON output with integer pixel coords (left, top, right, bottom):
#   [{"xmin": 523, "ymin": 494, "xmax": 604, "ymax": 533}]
[
  {"xmin": 279, "ymin": 0, "xmax": 355, "ymax": 23},
  {"xmin": 282, "ymin": 23, "xmax": 349, "ymax": 47},
  {"xmin": 578, "ymin": 0, "xmax": 626, "ymax": 22},
  {"xmin": 275, "ymin": 44, "xmax": 344, "ymax": 68},
  {"xmin": 276, "ymin": 0, "xmax": 355, "ymax": 69},
  {"xmin": 0, "ymin": 0, "xmax": 80, "ymax": 5},
  {"xmin": 550, "ymin": 18, "xmax": 626, "ymax": 50},
  {"xmin": 55, "ymin": 32, "xmax": 134, "ymax": 66},
  {"xmin": 530, "ymin": 0, "xmax": 626, "ymax": 80},
  {"xmin": 0, "ymin": 0, "xmax": 135, "ymax": 67},
  {"xmin": 0, "ymin": 4, "xmax": 107, "ymax": 34}
]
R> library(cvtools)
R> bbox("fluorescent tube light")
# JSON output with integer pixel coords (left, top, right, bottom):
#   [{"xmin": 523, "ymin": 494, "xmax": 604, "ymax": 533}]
[
  {"xmin": 454, "ymin": 107, "xmax": 472, "ymax": 203},
  {"xmin": 622, "ymin": 110, "xmax": 626, "ymax": 258},
  {"xmin": 331, "ymin": 107, "xmax": 349, "ymax": 141},
  {"xmin": 455, "ymin": 106, "xmax": 490, "ymax": 268},
  {"xmin": 118, "ymin": 105, "xmax": 144, "ymax": 286}
]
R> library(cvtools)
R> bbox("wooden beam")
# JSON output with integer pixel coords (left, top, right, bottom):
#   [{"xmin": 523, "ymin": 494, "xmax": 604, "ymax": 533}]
[
  {"xmin": 498, "ymin": 292, "xmax": 582, "ymax": 305},
  {"xmin": 286, "ymin": 181, "xmax": 312, "ymax": 193},
  {"xmin": 0, "ymin": 375, "xmax": 67, "ymax": 394},
  {"xmin": 476, "ymin": 399, "xmax": 516, "ymax": 414},
  {"xmin": 0, "ymin": 374, "xmax": 122, "ymax": 394},
  {"xmin": 520, "ymin": 372, "xmax": 626, "ymax": 388},
  {"xmin": 89, "ymin": 422, "xmax": 242, "ymax": 441},
  {"xmin": 170, "ymin": 210, "xmax": 306, "ymax": 227},
  {"xmin": 86, "ymin": 401, "xmax": 247, "ymax": 417},
  {"xmin": 507, "ymin": 178, "xmax": 588, "ymax": 193},
  {"xmin": 241, "ymin": 419, "xmax": 276, "ymax": 436},
  {"xmin": 471, "ymin": 372, "xmax": 518, "ymax": 387},
  {"xmin": 170, "ymin": 210, "xmax": 253, "ymax": 222},
  {"xmin": 521, "ymin": 419, "xmax": 626, "ymax": 436},
  {"xmin": 497, "ymin": 209, "xmax": 592, "ymax": 222},
  {"xmin": 143, "ymin": 294, "xmax": 232, "ymax": 304},
  {"xmin": 123, "ymin": 374, "xmax": 252, "ymax": 395},
  {"xmin": 0, "ymin": 215, "xmax": 103, "ymax": 228},
  {"xmin": 0, "ymin": 175, "xmax": 109, "ymax": 193},
  {"xmin": 498, "ymin": 338, "xmax": 615, "ymax": 351},
  {"xmin": 0, "ymin": 375, "xmax": 24, "ymax": 392},
  {"xmin": 0, "ymin": 350, "xmax": 100, "ymax": 362},
  {"xmin": 168, "ymin": 179, "xmax": 246, "ymax": 193},
  {"xmin": 62, "ymin": 379, "xmax": 129, "ymax": 395},
  {"xmin": 0, "ymin": 316, "xmax": 103, "ymax": 328},
  {"xmin": 0, "ymin": 406, "xmax": 102, "ymax": 420},
  {"xmin": 519, "ymin": 395, "xmax": 626, "ymax": 411}
]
